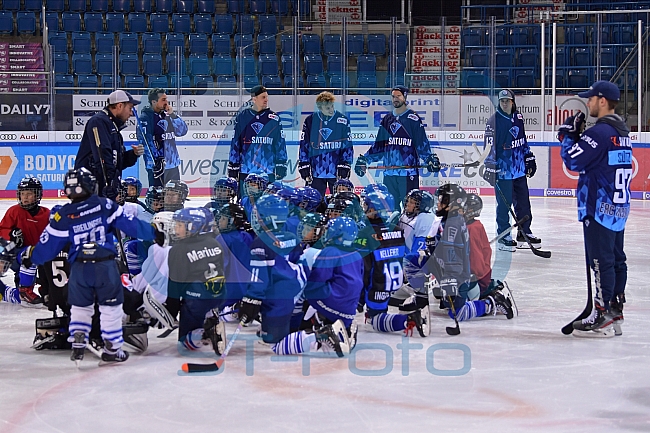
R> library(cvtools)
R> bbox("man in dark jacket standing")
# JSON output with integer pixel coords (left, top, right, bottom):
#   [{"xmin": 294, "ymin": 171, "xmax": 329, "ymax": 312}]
[{"xmin": 75, "ymin": 90, "xmax": 144, "ymax": 200}]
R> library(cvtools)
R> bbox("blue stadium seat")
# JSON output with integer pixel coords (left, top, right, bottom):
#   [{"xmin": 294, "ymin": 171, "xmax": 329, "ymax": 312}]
[
  {"xmin": 151, "ymin": 13, "xmax": 169, "ymax": 33},
  {"xmin": 48, "ymin": 31, "xmax": 68, "ymax": 53},
  {"xmin": 213, "ymin": 55, "xmax": 233, "ymax": 76},
  {"xmin": 257, "ymin": 34, "xmax": 276, "ymax": 55},
  {"xmin": 237, "ymin": 15, "xmax": 254, "ymax": 35},
  {"xmin": 495, "ymin": 48, "xmax": 513, "ymax": 68},
  {"xmin": 323, "ymin": 34, "xmax": 341, "ymax": 56},
  {"xmin": 120, "ymin": 53, "xmax": 140, "ymax": 75},
  {"xmin": 215, "ymin": 15, "xmax": 234, "ymax": 34},
  {"xmin": 119, "ymin": 33, "xmax": 139, "ymax": 54},
  {"xmin": 545, "ymin": 71, "xmax": 564, "ymax": 90},
  {"xmin": 568, "ymin": 69, "xmax": 589, "ymax": 89},
  {"xmin": 211, "ymin": 34, "xmax": 231, "ymax": 55},
  {"xmin": 91, "ymin": 0, "xmax": 109, "ymax": 12},
  {"xmin": 72, "ymin": 32, "xmax": 91, "ymax": 53},
  {"xmin": 156, "ymin": 0, "xmax": 173, "ymax": 13},
  {"xmin": 357, "ymin": 74, "xmax": 377, "ymax": 94},
  {"xmin": 172, "ymin": 14, "xmax": 191, "ymax": 34},
  {"xmin": 96, "ymin": 32, "xmax": 114, "ymax": 54},
  {"xmin": 281, "ymin": 54, "xmax": 293, "ymax": 75},
  {"xmin": 384, "ymin": 73, "xmax": 404, "ymax": 87},
  {"xmin": 389, "ymin": 34, "xmax": 407, "ymax": 55},
  {"xmin": 46, "ymin": 0, "xmax": 65, "ymax": 12},
  {"xmin": 387, "ymin": 55, "xmax": 406, "ymax": 74},
  {"xmin": 148, "ymin": 75, "xmax": 169, "ymax": 88},
  {"xmin": 357, "ymin": 55, "xmax": 376, "ymax": 76},
  {"xmin": 142, "ymin": 33, "xmax": 162, "ymax": 54},
  {"xmin": 193, "ymin": 75, "xmax": 213, "ymax": 92},
  {"xmin": 330, "ymin": 73, "xmax": 350, "ymax": 88},
  {"xmin": 462, "ymin": 28, "xmax": 483, "ymax": 46},
  {"xmin": 16, "ymin": 12, "xmax": 36, "ymax": 34},
  {"xmin": 235, "ymin": 55, "xmax": 256, "ymax": 75},
  {"xmin": 169, "ymin": 74, "xmax": 191, "ymax": 91},
  {"xmin": 106, "ymin": 13, "xmax": 125, "ymax": 33},
  {"xmin": 469, "ymin": 48, "xmax": 487, "ymax": 67},
  {"xmin": 573, "ymin": 47, "xmax": 591, "ymax": 67},
  {"xmin": 280, "ymin": 34, "xmax": 294, "ymax": 55},
  {"xmin": 54, "ymin": 74, "xmax": 74, "ymax": 93},
  {"xmin": 194, "ymin": 14, "xmax": 213, "ymax": 34},
  {"xmin": 68, "ymin": 0, "xmax": 85, "ymax": 12},
  {"xmin": 515, "ymin": 69, "xmax": 535, "ymax": 88},
  {"xmin": 84, "ymin": 12, "xmax": 104, "ymax": 33},
  {"xmin": 494, "ymin": 69, "xmax": 510, "ymax": 88},
  {"xmin": 128, "ymin": 13, "xmax": 148, "ymax": 33},
  {"xmin": 599, "ymin": 67, "xmax": 615, "ymax": 82},
  {"xmin": 186, "ymin": 53, "xmax": 209, "ymax": 76},
  {"xmin": 198, "ymin": 0, "xmax": 215, "ymax": 13},
  {"xmin": 304, "ymin": 54, "xmax": 323, "ymax": 76},
  {"xmin": 326, "ymin": 54, "xmax": 342, "ymax": 75},
  {"xmin": 307, "ymin": 74, "xmax": 325, "ymax": 88},
  {"xmin": 271, "ymin": 0, "xmax": 289, "ymax": 15},
  {"xmin": 258, "ymin": 54, "xmax": 277, "ymax": 76},
  {"xmin": 113, "ymin": 0, "xmax": 131, "ymax": 12},
  {"xmin": 367, "ymin": 34, "xmax": 386, "ymax": 56},
  {"xmin": 77, "ymin": 74, "xmax": 98, "ymax": 94},
  {"xmin": 133, "ymin": 0, "xmax": 152, "ymax": 13},
  {"xmin": 262, "ymin": 74, "xmax": 282, "ymax": 94},
  {"xmin": 614, "ymin": 25, "xmax": 634, "ymax": 44},
  {"xmin": 519, "ymin": 47, "xmax": 538, "ymax": 68},
  {"xmin": 124, "ymin": 74, "xmax": 145, "ymax": 89},
  {"xmin": 464, "ymin": 71, "xmax": 488, "ymax": 89},
  {"xmin": 554, "ymin": 46, "xmax": 567, "ymax": 67},
  {"xmin": 244, "ymin": 75, "xmax": 259, "ymax": 89},
  {"xmin": 143, "ymin": 54, "xmax": 164, "ymax": 75},
  {"xmin": 595, "ymin": 28, "xmax": 610, "ymax": 45},
  {"xmin": 166, "ymin": 54, "xmax": 186, "ymax": 74},
  {"xmin": 72, "ymin": 53, "xmax": 93, "ymax": 75},
  {"xmin": 176, "ymin": 0, "xmax": 196, "ymax": 13},
  {"xmin": 44, "ymin": 12, "xmax": 59, "ymax": 31},
  {"xmin": 0, "ymin": 12, "xmax": 12, "ymax": 34},
  {"xmin": 292, "ymin": 0, "xmax": 310, "ymax": 17},
  {"xmin": 258, "ymin": 15, "xmax": 277, "ymax": 35},
  {"xmin": 283, "ymin": 74, "xmax": 304, "ymax": 89},
  {"xmin": 601, "ymin": 47, "xmax": 616, "ymax": 67},
  {"xmin": 100, "ymin": 74, "xmax": 116, "ymax": 91},
  {"xmin": 95, "ymin": 53, "xmax": 114, "ymax": 74},
  {"xmin": 54, "ymin": 52, "xmax": 69, "ymax": 73},
  {"xmin": 235, "ymin": 34, "xmax": 253, "ymax": 55},
  {"xmin": 227, "ymin": 0, "xmax": 245, "ymax": 14},
  {"xmin": 217, "ymin": 75, "xmax": 237, "ymax": 94},
  {"xmin": 302, "ymin": 34, "xmax": 321, "ymax": 55},
  {"xmin": 250, "ymin": 0, "xmax": 267, "ymax": 14},
  {"xmin": 189, "ymin": 33, "xmax": 208, "ymax": 54},
  {"xmin": 494, "ymin": 27, "xmax": 508, "ymax": 45},
  {"xmin": 62, "ymin": 12, "xmax": 81, "ymax": 32},
  {"xmin": 568, "ymin": 26, "xmax": 588, "ymax": 45},
  {"xmin": 511, "ymin": 27, "xmax": 530, "ymax": 45},
  {"xmin": 166, "ymin": 33, "xmax": 185, "ymax": 55},
  {"xmin": 347, "ymin": 34, "xmax": 364, "ymax": 56}
]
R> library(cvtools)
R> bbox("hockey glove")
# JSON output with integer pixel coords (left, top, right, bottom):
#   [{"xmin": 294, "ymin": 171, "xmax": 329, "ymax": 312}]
[
  {"xmin": 298, "ymin": 161, "xmax": 313, "ymax": 183},
  {"xmin": 439, "ymin": 278, "xmax": 459, "ymax": 299},
  {"xmin": 426, "ymin": 153, "xmax": 441, "ymax": 173},
  {"xmin": 9, "ymin": 228, "xmax": 24, "ymax": 249},
  {"xmin": 354, "ymin": 155, "xmax": 368, "ymax": 177},
  {"xmin": 20, "ymin": 246, "xmax": 34, "ymax": 269},
  {"xmin": 153, "ymin": 157, "xmax": 165, "ymax": 179},
  {"xmin": 557, "ymin": 111, "xmax": 586, "ymax": 142},
  {"xmin": 336, "ymin": 162, "xmax": 351, "ymax": 179},
  {"xmin": 482, "ymin": 163, "xmax": 500, "ymax": 187},
  {"xmin": 524, "ymin": 151, "xmax": 537, "ymax": 178},
  {"xmin": 274, "ymin": 163, "xmax": 288, "ymax": 180},
  {"xmin": 239, "ymin": 297, "xmax": 262, "ymax": 324},
  {"xmin": 425, "ymin": 236, "xmax": 438, "ymax": 255},
  {"xmin": 227, "ymin": 162, "xmax": 241, "ymax": 180}
]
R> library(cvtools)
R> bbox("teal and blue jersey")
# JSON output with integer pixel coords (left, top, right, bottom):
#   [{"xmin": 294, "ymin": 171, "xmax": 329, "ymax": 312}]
[
  {"xmin": 484, "ymin": 108, "xmax": 530, "ymax": 180},
  {"xmin": 139, "ymin": 106, "xmax": 187, "ymax": 170},
  {"xmin": 299, "ymin": 110, "xmax": 353, "ymax": 178}
]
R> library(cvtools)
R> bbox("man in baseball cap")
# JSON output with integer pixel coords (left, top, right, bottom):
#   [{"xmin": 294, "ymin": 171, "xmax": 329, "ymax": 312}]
[
  {"xmin": 107, "ymin": 89, "xmax": 141, "ymax": 107},
  {"xmin": 577, "ymin": 80, "xmax": 620, "ymax": 102}
]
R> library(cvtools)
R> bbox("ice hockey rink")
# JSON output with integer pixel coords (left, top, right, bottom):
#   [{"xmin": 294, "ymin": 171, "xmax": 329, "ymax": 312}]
[{"xmin": 1, "ymin": 196, "xmax": 649, "ymax": 433}]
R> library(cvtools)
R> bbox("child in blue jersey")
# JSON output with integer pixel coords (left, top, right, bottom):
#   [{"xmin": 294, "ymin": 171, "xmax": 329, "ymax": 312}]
[
  {"xmin": 23, "ymin": 168, "xmax": 155, "ymax": 365},
  {"xmin": 482, "ymin": 89, "xmax": 540, "ymax": 251},
  {"xmin": 559, "ymin": 81, "xmax": 632, "ymax": 337},
  {"xmin": 237, "ymin": 194, "xmax": 307, "ymax": 344},
  {"xmin": 298, "ymin": 91, "xmax": 354, "ymax": 197},
  {"xmin": 241, "ymin": 173, "xmax": 269, "ymax": 223},
  {"xmin": 228, "ymin": 85, "xmax": 288, "ymax": 196},
  {"xmin": 355, "ymin": 86, "xmax": 440, "ymax": 206},
  {"xmin": 272, "ymin": 217, "xmax": 362, "ymax": 357}
]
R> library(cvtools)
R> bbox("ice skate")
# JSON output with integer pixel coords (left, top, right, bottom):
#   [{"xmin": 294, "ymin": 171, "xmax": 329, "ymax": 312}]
[{"xmin": 573, "ymin": 304, "xmax": 615, "ymax": 338}]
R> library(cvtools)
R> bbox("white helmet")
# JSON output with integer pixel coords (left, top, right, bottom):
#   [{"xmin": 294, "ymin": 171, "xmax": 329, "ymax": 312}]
[{"xmin": 151, "ymin": 211, "xmax": 175, "ymax": 247}]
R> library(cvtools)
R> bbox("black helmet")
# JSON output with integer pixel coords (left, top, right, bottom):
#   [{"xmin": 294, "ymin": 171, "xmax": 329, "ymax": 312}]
[
  {"xmin": 17, "ymin": 176, "xmax": 43, "ymax": 210},
  {"xmin": 64, "ymin": 168, "xmax": 97, "ymax": 201}
]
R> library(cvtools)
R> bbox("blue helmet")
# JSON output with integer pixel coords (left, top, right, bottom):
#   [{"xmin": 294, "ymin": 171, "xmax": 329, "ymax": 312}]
[
  {"xmin": 145, "ymin": 186, "xmax": 165, "ymax": 212},
  {"xmin": 172, "ymin": 208, "xmax": 208, "ymax": 240},
  {"xmin": 362, "ymin": 183, "xmax": 389, "ymax": 198},
  {"xmin": 123, "ymin": 176, "xmax": 143, "ymax": 200},
  {"xmin": 364, "ymin": 191, "xmax": 395, "ymax": 220},
  {"xmin": 253, "ymin": 194, "xmax": 289, "ymax": 232},
  {"xmin": 195, "ymin": 207, "xmax": 217, "ymax": 235},
  {"xmin": 321, "ymin": 216, "xmax": 358, "ymax": 247},
  {"xmin": 404, "ymin": 189, "xmax": 435, "ymax": 217},
  {"xmin": 296, "ymin": 186, "xmax": 322, "ymax": 212},
  {"xmin": 212, "ymin": 176, "xmax": 238, "ymax": 205},
  {"xmin": 264, "ymin": 181, "xmax": 284, "ymax": 195},
  {"xmin": 244, "ymin": 173, "xmax": 269, "ymax": 199},
  {"xmin": 64, "ymin": 168, "xmax": 96, "ymax": 201},
  {"xmin": 277, "ymin": 185, "xmax": 301, "ymax": 207},
  {"xmin": 332, "ymin": 178, "xmax": 354, "ymax": 194}
]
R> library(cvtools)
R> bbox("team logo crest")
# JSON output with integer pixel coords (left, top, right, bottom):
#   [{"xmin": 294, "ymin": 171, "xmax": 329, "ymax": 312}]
[
  {"xmin": 390, "ymin": 122, "xmax": 402, "ymax": 134},
  {"xmin": 509, "ymin": 126, "xmax": 519, "ymax": 138},
  {"xmin": 319, "ymin": 128, "xmax": 333, "ymax": 140},
  {"xmin": 251, "ymin": 122, "xmax": 264, "ymax": 134}
]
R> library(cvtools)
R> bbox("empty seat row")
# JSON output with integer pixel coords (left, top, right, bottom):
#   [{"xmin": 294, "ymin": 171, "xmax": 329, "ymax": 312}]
[
  {"xmin": 302, "ymin": 33, "xmax": 408, "ymax": 56},
  {"xmin": 0, "ymin": 11, "xmax": 36, "ymax": 34}
]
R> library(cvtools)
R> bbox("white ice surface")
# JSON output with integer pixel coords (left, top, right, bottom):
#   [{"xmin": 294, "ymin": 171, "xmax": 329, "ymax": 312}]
[{"xmin": 0, "ymin": 197, "xmax": 649, "ymax": 433}]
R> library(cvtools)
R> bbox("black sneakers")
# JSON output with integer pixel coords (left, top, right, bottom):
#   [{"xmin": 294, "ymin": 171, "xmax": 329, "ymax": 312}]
[{"xmin": 498, "ymin": 235, "xmax": 517, "ymax": 252}]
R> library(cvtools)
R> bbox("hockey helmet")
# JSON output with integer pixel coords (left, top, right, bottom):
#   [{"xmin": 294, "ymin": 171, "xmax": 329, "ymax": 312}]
[
  {"xmin": 145, "ymin": 186, "xmax": 165, "ymax": 213},
  {"xmin": 212, "ymin": 176, "xmax": 238, "ymax": 205},
  {"xmin": 244, "ymin": 173, "xmax": 269, "ymax": 199},
  {"xmin": 252, "ymin": 193, "xmax": 288, "ymax": 233},
  {"xmin": 297, "ymin": 212, "xmax": 327, "ymax": 245},
  {"xmin": 17, "ymin": 176, "xmax": 43, "ymax": 210},
  {"xmin": 217, "ymin": 203, "xmax": 248, "ymax": 233},
  {"xmin": 436, "ymin": 183, "xmax": 467, "ymax": 216},
  {"xmin": 64, "ymin": 168, "xmax": 96, "ymax": 201},
  {"xmin": 363, "ymin": 191, "xmax": 395, "ymax": 220},
  {"xmin": 464, "ymin": 193, "xmax": 483, "ymax": 220},
  {"xmin": 151, "ymin": 211, "xmax": 174, "ymax": 246},
  {"xmin": 296, "ymin": 186, "xmax": 322, "ymax": 212},
  {"xmin": 163, "ymin": 180, "xmax": 189, "ymax": 212},
  {"xmin": 321, "ymin": 216, "xmax": 358, "ymax": 247},
  {"xmin": 171, "ymin": 208, "xmax": 207, "ymax": 240},
  {"xmin": 332, "ymin": 178, "xmax": 354, "ymax": 194}
]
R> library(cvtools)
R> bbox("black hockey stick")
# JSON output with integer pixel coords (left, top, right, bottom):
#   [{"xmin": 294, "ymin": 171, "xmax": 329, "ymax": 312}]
[
  {"xmin": 446, "ymin": 296, "xmax": 461, "ymax": 336},
  {"xmin": 494, "ymin": 183, "xmax": 551, "ymax": 259},
  {"xmin": 488, "ymin": 215, "xmax": 530, "ymax": 244},
  {"xmin": 561, "ymin": 247, "xmax": 593, "ymax": 335},
  {"xmin": 368, "ymin": 161, "xmax": 480, "ymax": 171},
  {"xmin": 181, "ymin": 318, "xmax": 246, "ymax": 373}
]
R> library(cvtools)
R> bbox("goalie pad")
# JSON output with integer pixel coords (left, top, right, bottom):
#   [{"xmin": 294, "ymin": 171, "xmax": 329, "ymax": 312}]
[
  {"xmin": 32, "ymin": 316, "xmax": 71, "ymax": 350},
  {"xmin": 123, "ymin": 322, "xmax": 149, "ymax": 352},
  {"xmin": 143, "ymin": 285, "xmax": 178, "ymax": 330}
]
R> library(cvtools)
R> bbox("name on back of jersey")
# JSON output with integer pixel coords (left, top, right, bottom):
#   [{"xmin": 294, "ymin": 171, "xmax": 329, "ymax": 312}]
[
  {"xmin": 186, "ymin": 246, "xmax": 222, "ymax": 263},
  {"xmin": 71, "ymin": 217, "xmax": 102, "ymax": 234},
  {"xmin": 599, "ymin": 203, "xmax": 630, "ymax": 219},
  {"xmin": 374, "ymin": 246, "xmax": 404, "ymax": 260}
]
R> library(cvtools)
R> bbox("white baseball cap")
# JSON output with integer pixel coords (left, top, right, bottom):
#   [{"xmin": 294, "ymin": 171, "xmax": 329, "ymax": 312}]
[{"xmin": 107, "ymin": 89, "xmax": 140, "ymax": 106}]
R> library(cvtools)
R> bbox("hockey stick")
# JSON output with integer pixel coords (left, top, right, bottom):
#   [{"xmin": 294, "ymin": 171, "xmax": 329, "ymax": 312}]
[
  {"xmin": 132, "ymin": 107, "xmax": 164, "ymax": 180},
  {"xmin": 488, "ymin": 215, "xmax": 530, "ymax": 244},
  {"xmin": 494, "ymin": 183, "xmax": 551, "ymax": 259},
  {"xmin": 181, "ymin": 319, "xmax": 246, "ymax": 373},
  {"xmin": 472, "ymin": 142, "xmax": 492, "ymax": 165},
  {"xmin": 367, "ymin": 161, "xmax": 480, "ymax": 171},
  {"xmin": 561, "ymin": 245, "xmax": 593, "ymax": 335},
  {"xmin": 158, "ymin": 308, "xmax": 240, "ymax": 338},
  {"xmin": 446, "ymin": 296, "xmax": 461, "ymax": 336}
]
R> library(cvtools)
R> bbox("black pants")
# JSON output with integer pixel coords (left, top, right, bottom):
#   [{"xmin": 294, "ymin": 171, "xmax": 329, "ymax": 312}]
[
  {"xmin": 310, "ymin": 177, "xmax": 337, "ymax": 197},
  {"xmin": 147, "ymin": 165, "xmax": 181, "ymax": 188},
  {"xmin": 495, "ymin": 176, "xmax": 532, "ymax": 236},
  {"xmin": 383, "ymin": 174, "xmax": 419, "ymax": 211}
]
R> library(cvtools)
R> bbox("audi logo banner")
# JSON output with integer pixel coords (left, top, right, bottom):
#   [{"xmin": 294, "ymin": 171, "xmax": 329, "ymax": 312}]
[{"xmin": 0, "ymin": 134, "xmax": 17, "ymax": 140}]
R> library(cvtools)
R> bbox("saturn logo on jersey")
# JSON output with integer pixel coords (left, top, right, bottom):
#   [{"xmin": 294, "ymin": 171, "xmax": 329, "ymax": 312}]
[
  {"xmin": 319, "ymin": 128, "xmax": 333, "ymax": 140},
  {"xmin": 509, "ymin": 126, "xmax": 519, "ymax": 138},
  {"xmin": 388, "ymin": 137, "xmax": 412, "ymax": 146},
  {"xmin": 390, "ymin": 122, "xmax": 402, "ymax": 134},
  {"xmin": 251, "ymin": 122, "xmax": 264, "ymax": 134},
  {"xmin": 251, "ymin": 136, "xmax": 274, "ymax": 144}
]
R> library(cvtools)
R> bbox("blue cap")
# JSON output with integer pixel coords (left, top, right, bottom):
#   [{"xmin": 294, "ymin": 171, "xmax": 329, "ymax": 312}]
[
  {"xmin": 578, "ymin": 80, "xmax": 620, "ymax": 101},
  {"xmin": 391, "ymin": 85, "xmax": 409, "ymax": 98}
]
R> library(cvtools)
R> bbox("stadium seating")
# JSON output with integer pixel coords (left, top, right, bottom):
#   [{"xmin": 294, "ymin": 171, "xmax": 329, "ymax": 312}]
[
  {"xmin": 213, "ymin": 55, "xmax": 233, "ymax": 76},
  {"xmin": 166, "ymin": 54, "xmax": 186, "ymax": 75},
  {"xmin": 156, "ymin": 0, "xmax": 174, "ymax": 13},
  {"xmin": 133, "ymin": 0, "xmax": 152, "ymax": 13},
  {"xmin": 189, "ymin": 54, "xmax": 210, "ymax": 76},
  {"xmin": 125, "ymin": 74, "xmax": 145, "ymax": 89},
  {"xmin": 347, "ymin": 34, "xmax": 364, "ymax": 56},
  {"xmin": 323, "ymin": 34, "xmax": 341, "ymax": 56},
  {"xmin": 54, "ymin": 52, "xmax": 69, "ymax": 73},
  {"xmin": 173, "ymin": 14, "xmax": 191, "ymax": 34},
  {"xmin": 143, "ymin": 33, "xmax": 163, "ymax": 55},
  {"xmin": 259, "ymin": 55, "xmax": 279, "ymax": 76},
  {"xmin": 113, "ymin": 0, "xmax": 131, "ymax": 12},
  {"xmin": 119, "ymin": 53, "xmax": 140, "ymax": 75},
  {"xmin": 84, "ymin": 12, "xmax": 104, "ymax": 33},
  {"xmin": 194, "ymin": 14, "xmax": 213, "ymax": 34},
  {"xmin": 367, "ymin": 34, "xmax": 386, "ymax": 56},
  {"xmin": 72, "ymin": 53, "xmax": 93, "ymax": 75},
  {"xmin": 0, "ymin": 11, "xmax": 12, "ymax": 34},
  {"xmin": 78, "ymin": 74, "xmax": 98, "ymax": 94},
  {"xmin": 198, "ymin": 0, "xmax": 216, "ymax": 14},
  {"xmin": 304, "ymin": 55, "xmax": 324, "ymax": 76},
  {"xmin": 95, "ymin": 53, "xmax": 114, "ymax": 74},
  {"xmin": 149, "ymin": 75, "xmax": 169, "ymax": 88},
  {"xmin": 262, "ymin": 74, "xmax": 282, "ymax": 94},
  {"xmin": 357, "ymin": 55, "xmax": 376, "ymax": 76},
  {"xmin": 91, "ymin": 0, "xmax": 109, "ymax": 12},
  {"xmin": 106, "ymin": 13, "xmax": 125, "ymax": 32},
  {"xmin": 215, "ymin": 15, "xmax": 234, "ymax": 34},
  {"xmin": 48, "ymin": 31, "xmax": 68, "ymax": 53},
  {"xmin": 257, "ymin": 34, "xmax": 277, "ymax": 55},
  {"xmin": 46, "ymin": 0, "xmax": 65, "ymax": 12},
  {"xmin": 258, "ymin": 15, "xmax": 277, "ymax": 35},
  {"xmin": 151, "ymin": 13, "xmax": 169, "ymax": 33},
  {"xmin": 237, "ymin": 15, "xmax": 254, "ymax": 35},
  {"xmin": 62, "ymin": 12, "xmax": 81, "ymax": 32},
  {"xmin": 271, "ymin": 0, "xmax": 289, "ymax": 15},
  {"xmin": 44, "ymin": 12, "xmax": 59, "ymax": 31},
  {"xmin": 55, "ymin": 74, "xmax": 74, "ymax": 93},
  {"xmin": 302, "ymin": 34, "xmax": 321, "ymax": 55},
  {"xmin": 68, "ymin": 0, "xmax": 86, "ymax": 12},
  {"xmin": 177, "ymin": 0, "xmax": 196, "ymax": 14},
  {"xmin": 72, "ymin": 32, "xmax": 92, "ymax": 53},
  {"xmin": 166, "ymin": 33, "xmax": 185, "ymax": 55},
  {"xmin": 250, "ymin": 0, "xmax": 267, "ymax": 14},
  {"xmin": 143, "ymin": 54, "xmax": 164, "ymax": 76},
  {"xmin": 235, "ymin": 34, "xmax": 253, "ymax": 55},
  {"xmin": 189, "ymin": 33, "xmax": 208, "ymax": 54},
  {"xmin": 212, "ymin": 34, "xmax": 231, "ymax": 55},
  {"xmin": 96, "ymin": 33, "xmax": 115, "ymax": 54},
  {"xmin": 128, "ymin": 13, "xmax": 148, "ymax": 33}
]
